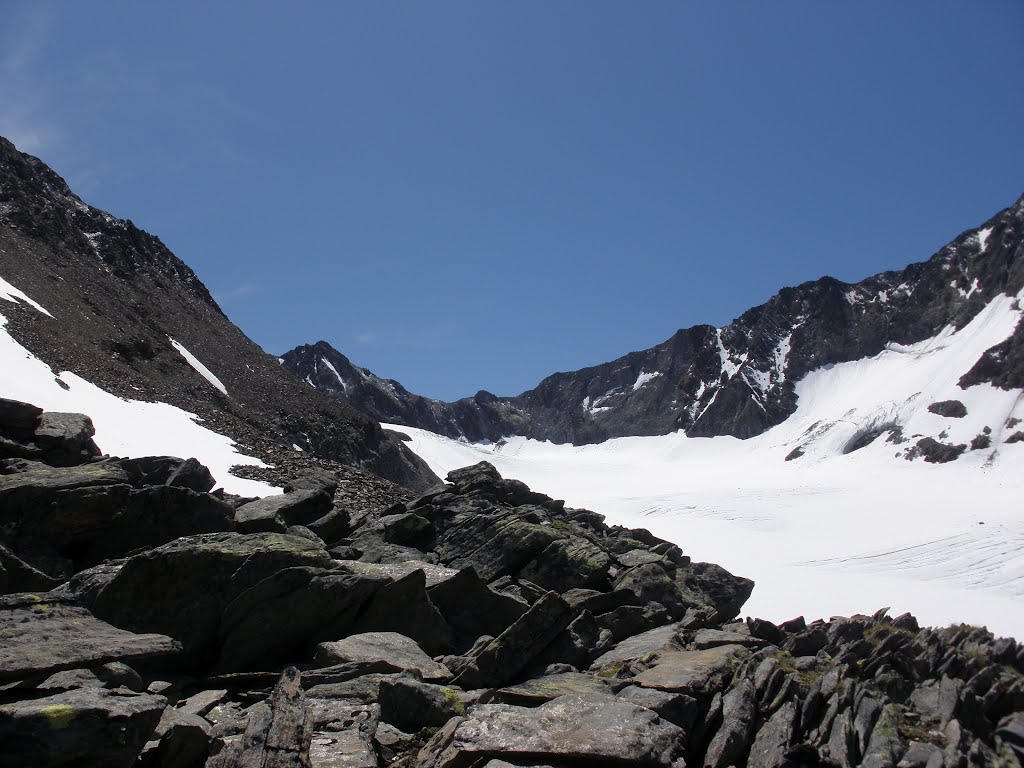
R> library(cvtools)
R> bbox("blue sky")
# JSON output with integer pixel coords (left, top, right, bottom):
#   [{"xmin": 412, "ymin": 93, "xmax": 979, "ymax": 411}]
[{"xmin": 2, "ymin": 3, "xmax": 1022, "ymax": 400}]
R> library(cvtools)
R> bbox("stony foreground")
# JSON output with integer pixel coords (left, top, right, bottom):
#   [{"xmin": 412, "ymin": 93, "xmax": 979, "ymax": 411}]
[{"xmin": 1, "ymin": 397, "xmax": 1022, "ymax": 767}]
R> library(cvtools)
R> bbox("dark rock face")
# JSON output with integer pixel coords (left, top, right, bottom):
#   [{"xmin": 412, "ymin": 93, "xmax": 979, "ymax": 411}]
[
  {"xmin": 928, "ymin": 399, "xmax": 968, "ymax": 418},
  {"xmin": 0, "ymin": 137, "xmax": 437, "ymax": 492},
  {"xmin": 287, "ymin": 195, "xmax": 1024, "ymax": 447},
  {"xmin": 911, "ymin": 437, "xmax": 968, "ymax": 464}
]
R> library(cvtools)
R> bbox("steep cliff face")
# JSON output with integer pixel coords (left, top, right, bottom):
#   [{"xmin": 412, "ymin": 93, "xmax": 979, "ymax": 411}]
[
  {"xmin": 0, "ymin": 136, "xmax": 438, "ymax": 491},
  {"xmin": 286, "ymin": 195, "xmax": 1024, "ymax": 445}
]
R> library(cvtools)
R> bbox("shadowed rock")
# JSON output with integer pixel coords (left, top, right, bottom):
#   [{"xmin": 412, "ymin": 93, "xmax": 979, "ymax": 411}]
[{"xmin": 0, "ymin": 687, "xmax": 166, "ymax": 768}]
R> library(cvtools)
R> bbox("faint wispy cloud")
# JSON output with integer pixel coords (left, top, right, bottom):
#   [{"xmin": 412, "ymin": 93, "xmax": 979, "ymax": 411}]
[
  {"xmin": 353, "ymin": 320, "xmax": 457, "ymax": 349},
  {"xmin": 213, "ymin": 282, "xmax": 258, "ymax": 304},
  {"xmin": 0, "ymin": 7, "xmax": 59, "ymax": 154}
]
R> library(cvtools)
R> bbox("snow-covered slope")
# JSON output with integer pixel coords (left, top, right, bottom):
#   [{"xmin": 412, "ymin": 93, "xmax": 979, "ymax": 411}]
[
  {"xmin": 0, "ymin": 280, "xmax": 279, "ymax": 496},
  {"xmin": 389, "ymin": 287, "xmax": 1024, "ymax": 639}
]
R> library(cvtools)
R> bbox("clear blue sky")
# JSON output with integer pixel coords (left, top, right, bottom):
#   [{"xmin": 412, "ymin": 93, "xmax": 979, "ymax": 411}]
[{"xmin": 2, "ymin": 3, "xmax": 1022, "ymax": 400}]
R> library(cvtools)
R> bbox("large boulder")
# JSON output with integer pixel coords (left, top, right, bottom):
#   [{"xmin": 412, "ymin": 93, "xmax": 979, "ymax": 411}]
[
  {"xmin": 0, "ymin": 687, "xmax": 166, "ymax": 768},
  {"xmin": 0, "ymin": 461, "xmax": 132, "ymax": 549},
  {"xmin": 432, "ymin": 508, "xmax": 560, "ymax": 582},
  {"xmin": 214, "ymin": 567, "xmax": 385, "ymax": 672},
  {"xmin": 0, "ymin": 397, "xmax": 42, "ymax": 431},
  {"xmin": 83, "ymin": 485, "xmax": 236, "ymax": 564},
  {"xmin": 164, "ymin": 457, "xmax": 216, "ymax": 493},
  {"xmin": 233, "ymin": 488, "xmax": 333, "ymax": 532},
  {"xmin": 91, "ymin": 533, "xmax": 333, "ymax": 664},
  {"xmin": 32, "ymin": 412, "xmax": 102, "ymax": 464},
  {"xmin": 674, "ymin": 561, "xmax": 754, "ymax": 622},
  {"xmin": 518, "ymin": 536, "xmax": 612, "ymax": 591}
]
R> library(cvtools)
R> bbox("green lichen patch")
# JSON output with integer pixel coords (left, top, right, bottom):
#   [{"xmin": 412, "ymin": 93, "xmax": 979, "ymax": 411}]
[
  {"xmin": 38, "ymin": 704, "xmax": 77, "ymax": 729},
  {"xmin": 439, "ymin": 686, "xmax": 465, "ymax": 715}
]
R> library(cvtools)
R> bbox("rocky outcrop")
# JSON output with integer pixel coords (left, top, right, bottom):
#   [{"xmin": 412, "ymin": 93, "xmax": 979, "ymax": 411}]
[
  {"xmin": 0, "ymin": 399, "xmax": 1021, "ymax": 767},
  {"xmin": 287, "ymin": 194, "xmax": 1024, "ymax": 447}
]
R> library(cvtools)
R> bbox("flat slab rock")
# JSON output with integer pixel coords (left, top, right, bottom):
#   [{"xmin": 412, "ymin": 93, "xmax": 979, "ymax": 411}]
[
  {"xmin": 491, "ymin": 672, "xmax": 612, "ymax": 706},
  {"xmin": 632, "ymin": 644, "xmax": 749, "ymax": 696},
  {"xmin": 0, "ymin": 593, "xmax": 181, "ymax": 682},
  {"xmin": 0, "ymin": 686, "xmax": 166, "ymax": 768},
  {"xmin": 419, "ymin": 693, "xmax": 685, "ymax": 768},
  {"xmin": 692, "ymin": 628, "xmax": 767, "ymax": 650},
  {"xmin": 0, "ymin": 460, "xmax": 129, "ymax": 493},
  {"xmin": 337, "ymin": 559, "xmax": 460, "ymax": 588},
  {"xmin": 589, "ymin": 623, "xmax": 681, "ymax": 671},
  {"xmin": 314, "ymin": 632, "xmax": 452, "ymax": 682}
]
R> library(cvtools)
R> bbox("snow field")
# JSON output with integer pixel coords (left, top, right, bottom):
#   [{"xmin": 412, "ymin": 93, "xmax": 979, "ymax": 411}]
[{"xmin": 389, "ymin": 289, "xmax": 1024, "ymax": 639}]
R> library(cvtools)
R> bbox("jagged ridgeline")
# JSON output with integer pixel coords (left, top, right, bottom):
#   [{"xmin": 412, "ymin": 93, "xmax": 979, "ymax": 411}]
[
  {"xmin": 285, "ymin": 196, "xmax": 1024, "ymax": 446},
  {"xmin": 1, "ymin": 398, "xmax": 1022, "ymax": 767}
]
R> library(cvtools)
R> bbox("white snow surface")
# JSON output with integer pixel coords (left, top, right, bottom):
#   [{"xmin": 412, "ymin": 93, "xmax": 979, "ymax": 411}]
[
  {"xmin": 0, "ymin": 304, "xmax": 278, "ymax": 497},
  {"xmin": 389, "ymin": 289, "xmax": 1024, "ymax": 640},
  {"xmin": 0, "ymin": 275, "xmax": 54, "ymax": 317},
  {"xmin": 169, "ymin": 338, "xmax": 228, "ymax": 396}
]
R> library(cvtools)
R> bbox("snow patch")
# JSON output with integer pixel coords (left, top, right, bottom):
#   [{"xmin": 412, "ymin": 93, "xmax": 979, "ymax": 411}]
[
  {"xmin": 958, "ymin": 277, "xmax": 980, "ymax": 299},
  {"xmin": 0, "ymin": 275, "xmax": 53, "ymax": 317},
  {"xmin": 773, "ymin": 332, "xmax": 794, "ymax": 383},
  {"xmin": 582, "ymin": 395, "xmax": 613, "ymax": 415},
  {"xmin": 169, "ymin": 338, "xmax": 228, "ymax": 396},
  {"xmin": 632, "ymin": 370, "xmax": 661, "ymax": 391},
  {"xmin": 321, "ymin": 357, "xmax": 347, "ymax": 391},
  {"xmin": 977, "ymin": 227, "xmax": 993, "ymax": 252},
  {"xmin": 716, "ymin": 329, "xmax": 740, "ymax": 379},
  {"xmin": 0, "ymin": 314, "xmax": 277, "ymax": 496}
]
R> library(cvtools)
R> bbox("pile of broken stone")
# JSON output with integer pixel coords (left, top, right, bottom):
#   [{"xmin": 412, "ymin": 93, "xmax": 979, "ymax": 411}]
[{"xmin": 0, "ymin": 396, "xmax": 1022, "ymax": 767}]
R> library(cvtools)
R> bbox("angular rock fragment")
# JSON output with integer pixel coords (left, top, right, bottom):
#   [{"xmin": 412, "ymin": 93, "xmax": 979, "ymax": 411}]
[
  {"xmin": 207, "ymin": 668, "xmax": 313, "ymax": 768},
  {"xmin": 314, "ymin": 632, "xmax": 451, "ymax": 682},
  {"xmin": 453, "ymin": 592, "xmax": 574, "ymax": 689}
]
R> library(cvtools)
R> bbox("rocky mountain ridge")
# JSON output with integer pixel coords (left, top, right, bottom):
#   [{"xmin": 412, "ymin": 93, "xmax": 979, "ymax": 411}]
[
  {"xmin": 0, "ymin": 136, "xmax": 437, "ymax": 492},
  {"xmin": 285, "ymin": 195, "xmax": 1024, "ymax": 446},
  {"xmin": 1, "ymin": 397, "xmax": 1021, "ymax": 767}
]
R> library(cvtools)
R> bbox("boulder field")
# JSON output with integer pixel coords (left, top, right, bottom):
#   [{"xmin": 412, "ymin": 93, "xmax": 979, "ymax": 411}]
[{"xmin": 1, "ymin": 396, "xmax": 1022, "ymax": 767}]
